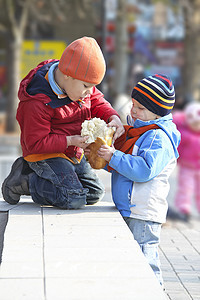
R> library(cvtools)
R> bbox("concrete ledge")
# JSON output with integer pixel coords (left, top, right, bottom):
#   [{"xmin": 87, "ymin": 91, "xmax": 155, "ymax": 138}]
[{"xmin": 0, "ymin": 198, "xmax": 166, "ymax": 300}]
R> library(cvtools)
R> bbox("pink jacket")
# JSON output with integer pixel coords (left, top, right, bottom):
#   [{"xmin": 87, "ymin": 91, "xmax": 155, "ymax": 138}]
[{"xmin": 173, "ymin": 111, "xmax": 200, "ymax": 169}]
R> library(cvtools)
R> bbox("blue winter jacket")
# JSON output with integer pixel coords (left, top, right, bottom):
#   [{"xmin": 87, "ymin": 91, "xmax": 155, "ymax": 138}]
[{"xmin": 107, "ymin": 114, "xmax": 181, "ymax": 222}]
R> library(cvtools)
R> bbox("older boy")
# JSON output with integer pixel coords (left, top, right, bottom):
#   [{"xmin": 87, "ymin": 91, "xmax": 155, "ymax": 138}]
[
  {"xmin": 2, "ymin": 36, "xmax": 124, "ymax": 209},
  {"xmin": 97, "ymin": 74, "xmax": 181, "ymax": 286}
]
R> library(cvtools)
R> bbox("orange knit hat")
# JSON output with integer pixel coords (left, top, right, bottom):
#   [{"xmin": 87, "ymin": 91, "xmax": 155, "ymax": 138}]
[{"xmin": 58, "ymin": 37, "xmax": 106, "ymax": 85}]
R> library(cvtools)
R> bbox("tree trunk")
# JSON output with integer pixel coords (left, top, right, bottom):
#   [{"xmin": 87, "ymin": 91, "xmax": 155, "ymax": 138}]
[
  {"xmin": 183, "ymin": 0, "xmax": 200, "ymax": 102},
  {"xmin": 113, "ymin": 0, "xmax": 128, "ymax": 100},
  {"xmin": 5, "ymin": 35, "xmax": 22, "ymax": 132}
]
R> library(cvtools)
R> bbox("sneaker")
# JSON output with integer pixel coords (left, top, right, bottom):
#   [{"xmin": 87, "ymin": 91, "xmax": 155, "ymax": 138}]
[
  {"xmin": 1, "ymin": 157, "xmax": 30, "ymax": 205},
  {"xmin": 167, "ymin": 207, "xmax": 191, "ymax": 223},
  {"xmin": 167, "ymin": 207, "xmax": 181, "ymax": 220},
  {"xmin": 181, "ymin": 213, "xmax": 191, "ymax": 223}
]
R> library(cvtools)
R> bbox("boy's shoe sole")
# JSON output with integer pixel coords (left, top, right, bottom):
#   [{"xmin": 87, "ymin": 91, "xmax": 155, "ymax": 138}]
[{"xmin": 1, "ymin": 157, "xmax": 25, "ymax": 205}]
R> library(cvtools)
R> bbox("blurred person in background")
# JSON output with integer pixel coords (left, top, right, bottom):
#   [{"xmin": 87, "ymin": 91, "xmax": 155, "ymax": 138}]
[
  {"xmin": 1, "ymin": 36, "xmax": 124, "ymax": 210},
  {"xmin": 172, "ymin": 102, "xmax": 200, "ymax": 222}
]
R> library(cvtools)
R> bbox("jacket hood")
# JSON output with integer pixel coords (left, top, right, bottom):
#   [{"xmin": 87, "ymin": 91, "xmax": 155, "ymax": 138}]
[
  {"xmin": 18, "ymin": 59, "xmax": 58, "ymax": 103},
  {"xmin": 133, "ymin": 114, "xmax": 181, "ymax": 158}
]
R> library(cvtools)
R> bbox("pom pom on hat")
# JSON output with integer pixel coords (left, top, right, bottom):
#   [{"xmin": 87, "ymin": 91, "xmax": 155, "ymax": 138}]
[
  {"xmin": 131, "ymin": 74, "xmax": 175, "ymax": 116},
  {"xmin": 58, "ymin": 36, "xmax": 106, "ymax": 85}
]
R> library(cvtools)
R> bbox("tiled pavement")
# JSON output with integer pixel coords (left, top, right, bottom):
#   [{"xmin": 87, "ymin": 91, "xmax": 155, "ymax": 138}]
[
  {"xmin": 99, "ymin": 169, "xmax": 200, "ymax": 300},
  {"xmin": 0, "ymin": 163, "xmax": 199, "ymax": 300},
  {"xmin": 160, "ymin": 218, "xmax": 200, "ymax": 300},
  {"xmin": 0, "ymin": 199, "xmax": 166, "ymax": 300}
]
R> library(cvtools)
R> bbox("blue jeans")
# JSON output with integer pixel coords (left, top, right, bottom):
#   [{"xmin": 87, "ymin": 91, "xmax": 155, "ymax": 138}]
[
  {"xmin": 27, "ymin": 157, "xmax": 105, "ymax": 209},
  {"xmin": 123, "ymin": 217, "xmax": 163, "ymax": 286}
]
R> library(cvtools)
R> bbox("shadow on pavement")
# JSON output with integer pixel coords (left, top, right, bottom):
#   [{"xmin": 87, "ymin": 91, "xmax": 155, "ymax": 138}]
[{"xmin": 0, "ymin": 211, "xmax": 8, "ymax": 264}]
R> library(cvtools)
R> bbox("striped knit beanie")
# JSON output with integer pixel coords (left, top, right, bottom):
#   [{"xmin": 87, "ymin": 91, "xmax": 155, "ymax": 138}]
[
  {"xmin": 131, "ymin": 74, "xmax": 175, "ymax": 116},
  {"xmin": 58, "ymin": 37, "xmax": 106, "ymax": 85}
]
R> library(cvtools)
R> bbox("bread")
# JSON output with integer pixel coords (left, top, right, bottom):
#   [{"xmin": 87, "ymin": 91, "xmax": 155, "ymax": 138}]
[
  {"xmin": 86, "ymin": 137, "xmax": 107, "ymax": 169},
  {"xmin": 81, "ymin": 118, "xmax": 115, "ymax": 169}
]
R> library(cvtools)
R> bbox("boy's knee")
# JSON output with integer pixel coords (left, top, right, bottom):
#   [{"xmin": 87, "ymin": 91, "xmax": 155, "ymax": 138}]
[
  {"xmin": 30, "ymin": 183, "xmax": 89, "ymax": 209},
  {"xmin": 60, "ymin": 188, "xmax": 88, "ymax": 209},
  {"xmin": 66, "ymin": 196, "xmax": 86, "ymax": 209}
]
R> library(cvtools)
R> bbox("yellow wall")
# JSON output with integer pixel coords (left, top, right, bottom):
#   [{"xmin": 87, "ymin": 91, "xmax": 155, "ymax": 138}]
[{"xmin": 20, "ymin": 40, "xmax": 66, "ymax": 79}]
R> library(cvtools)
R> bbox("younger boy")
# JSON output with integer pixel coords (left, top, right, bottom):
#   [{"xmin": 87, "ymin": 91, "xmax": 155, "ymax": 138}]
[
  {"xmin": 2, "ymin": 36, "xmax": 124, "ymax": 209},
  {"xmin": 97, "ymin": 74, "xmax": 181, "ymax": 286}
]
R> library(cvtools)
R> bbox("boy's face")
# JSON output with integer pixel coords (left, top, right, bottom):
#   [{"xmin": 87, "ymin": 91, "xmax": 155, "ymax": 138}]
[
  {"xmin": 63, "ymin": 76, "xmax": 96, "ymax": 101},
  {"xmin": 131, "ymin": 99, "xmax": 158, "ymax": 122}
]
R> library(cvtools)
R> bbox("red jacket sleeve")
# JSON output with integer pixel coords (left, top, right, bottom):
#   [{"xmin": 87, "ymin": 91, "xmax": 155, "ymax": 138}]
[
  {"xmin": 17, "ymin": 100, "xmax": 67, "ymax": 154},
  {"xmin": 90, "ymin": 87, "xmax": 120, "ymax": 122}
]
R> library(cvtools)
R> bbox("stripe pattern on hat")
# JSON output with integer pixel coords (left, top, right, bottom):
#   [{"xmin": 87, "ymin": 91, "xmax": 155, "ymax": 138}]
[{"xmin": 131, "ymin": 74, "xmax": 175, "ymax": 117}]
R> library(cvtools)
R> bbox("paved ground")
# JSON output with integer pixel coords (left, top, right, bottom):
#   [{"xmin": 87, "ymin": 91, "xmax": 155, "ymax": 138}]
[
  {"xmin": 0, "ymin": 199, "xmax": 165, "ymax": 300},
  {"xmin": 99, "ymin": 169, "xmax": 200, "ymax": 300},
  {"xmin": 160, "ymin": 217, "xmax": 200, "ymax": 300},
  {"xmin": 0, "ymin": 161, "xmax": 199, "ymax": 300},
  {"xmin": 161, "ymin": 170, "xmax": 200, "ymax": 300}
]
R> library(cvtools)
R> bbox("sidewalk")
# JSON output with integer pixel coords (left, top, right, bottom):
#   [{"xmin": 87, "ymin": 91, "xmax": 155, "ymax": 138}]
[
  {"xmin": 101, "ymin": 169, "xmax": 200, "ymax": 300},
  {"xmin": 160, "ymin": 168, "xmax": 200, "ymax": 300},
  {"xmin": 0, "ymin": 167, "xmax": 199, "ymax": 300},
  {"xmin": 160, "ymin": 217, "xmax": 200, "ymax": 300},
  {"xmin": 0, "ymin": 169, "xmax": 166, "ymax": 300}
]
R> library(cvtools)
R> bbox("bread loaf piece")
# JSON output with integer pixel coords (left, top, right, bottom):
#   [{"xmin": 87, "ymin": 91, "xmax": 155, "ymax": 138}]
[{"xmin": 81, "ymin": 118, "xmax": 115, "ymax": 169}]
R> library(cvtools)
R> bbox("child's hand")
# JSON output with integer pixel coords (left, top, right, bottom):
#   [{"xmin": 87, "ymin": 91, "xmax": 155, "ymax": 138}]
[
  {"xmin": 83, "ymin": 147, "xmax": 90, "ymax": 156},
  {"xmin": 97, "ymin": 144, "xmax": 115, "ymax": 162},
  {"xmin": 67, "ymin": 135, "xmax": 90, "ymax": 149},
  {"xmin": 107, "ymin": 115, "xmax": 125, "ymax": 142}
]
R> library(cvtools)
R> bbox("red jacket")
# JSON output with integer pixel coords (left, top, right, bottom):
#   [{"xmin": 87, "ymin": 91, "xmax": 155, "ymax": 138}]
[{"xmin": 17, "ymin": 60, "xmax": 119, "ymax": 162}]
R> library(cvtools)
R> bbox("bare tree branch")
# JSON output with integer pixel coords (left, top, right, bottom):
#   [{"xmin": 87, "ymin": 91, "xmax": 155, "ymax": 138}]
[
  {"xmin": 29, "ymin": 0, "xmax": 51, "ymax": 23},
  {"xmin": 49, "ymin": 0, "xmax": 66, "ymax": 22},
  {"xmin": 18, "ymin": 0, "xmax": 31, "ymax": 34},
  {"xmin": 74, "ymin": 0, "xmax": 91, "ymax": 19},
  {"xmin": 5, "ymin": 0, "xmax": 18, "ymax": 36}
]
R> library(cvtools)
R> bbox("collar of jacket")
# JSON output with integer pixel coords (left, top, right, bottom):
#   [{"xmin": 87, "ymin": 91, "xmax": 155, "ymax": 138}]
[
  {"xmin": 44, "ymin": 61, "xmax": 73, "ymax": 108},
  {"xmin": 45, "ymin": 61, "xmax": 85, "ymax": 109},
  {"xmin": 133, "ymin": 114, "xmax": 172, "ymax": 128},
  {"xmin": 46, "ymin": 61, "xmax": 66, "ymax": 97},
  {"xmin": 26, "ymin": 60, "xmax": 72, "ymax": 108}
]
